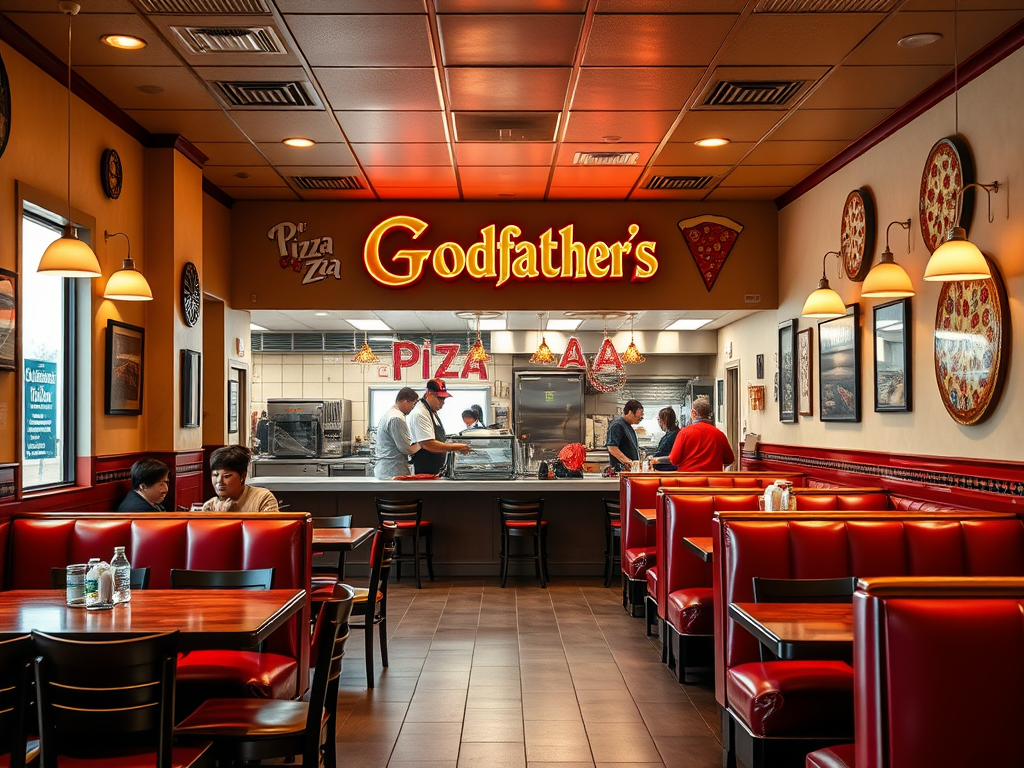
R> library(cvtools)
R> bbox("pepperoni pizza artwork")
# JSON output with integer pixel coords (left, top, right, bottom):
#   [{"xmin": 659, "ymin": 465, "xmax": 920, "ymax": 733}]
[
  {"xmin": 840, "ymin": 188, "xmax": 875, "ymax": 281},
  {"xmin": 678, "ymin": 215, "xmax": 744, "ymax": 292},
  {"xmin": 919, "ymin": 137, "xmax": 974, "ymax": 254},
  {"xmin": 934, "ymin": 258, "xmax": 1008, "ymax": 426}
]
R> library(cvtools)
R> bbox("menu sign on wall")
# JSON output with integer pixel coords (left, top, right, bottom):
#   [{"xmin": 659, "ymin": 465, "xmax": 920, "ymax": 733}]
[{"xmin": 24, "ymin": 359, "xmax": 57, "ymax": 460}]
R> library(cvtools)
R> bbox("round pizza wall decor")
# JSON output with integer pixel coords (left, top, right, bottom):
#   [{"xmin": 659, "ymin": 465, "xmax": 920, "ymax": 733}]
[
  {"xmin": 840, "ymin": 187, "xmax": 875, "ymax": 282},
  {"xmin": 0, "ymin": 52, "xmax": 10, "ymax": 161},
  {"xmin": 919, "ymin": 137, "xmax": 975, "ymax": 254},
  {"xmin": 933, "ymin": 257, "xmax": 1008, "ymax": 426},
  {"xmin": 181, "ymin": 262, "xmax": 201, "ymax": 328},
  {"xmin": 101, "ymin": 148, "xmax": 122, "ymax": 199}
]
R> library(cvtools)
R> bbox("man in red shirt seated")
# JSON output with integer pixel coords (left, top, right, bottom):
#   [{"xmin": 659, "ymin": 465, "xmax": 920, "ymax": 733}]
[{"xmin": 668, "ymin": 395, "xmax": 735, "ymax": 471}]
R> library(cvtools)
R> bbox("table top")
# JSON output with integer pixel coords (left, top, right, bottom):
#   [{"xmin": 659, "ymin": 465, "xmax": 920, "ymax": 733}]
[
  {"xmin": 0, "ymin": 589, "xmax": 305, "ymax": 651},
  {"xmin": 312, "ymin": 526, "xmax": 375, "ymax": 550},
  {"xmin": 635, "ymin": 508, "xmax": 657, "ymax": 526},
  {"xmin": 682, "ymin": 537, "xmax": 714, "ymax": 563},
  {"xmin": 252, "ymin": 477, "xmax": 619, "ymax": 493},
  {"xmin": 729, "ymin": 602, "xmax": 853, "ymax": 660}
]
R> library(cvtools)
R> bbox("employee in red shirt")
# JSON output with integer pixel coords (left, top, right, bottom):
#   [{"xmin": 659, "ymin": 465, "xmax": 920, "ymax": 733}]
[{"xmin": 668, "ymin": 395, "xmax": 735, "ymax": 471}]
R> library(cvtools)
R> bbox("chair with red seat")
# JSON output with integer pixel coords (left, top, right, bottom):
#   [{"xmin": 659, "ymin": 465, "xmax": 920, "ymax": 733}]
[
  {"xmin": 376, "ymin": 498, "xmax": 432, "ymax": 589},
  {"xmin": 498, "ymin": 498, "xmax": 548, "ymax": 588},
  {"xmin": 603, "ymin": 498, "xmax": 621, "ymax": 588}
]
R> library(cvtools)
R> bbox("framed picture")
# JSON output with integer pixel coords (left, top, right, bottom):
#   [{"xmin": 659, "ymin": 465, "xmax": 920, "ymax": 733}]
[
  {"xmin": 755, "ymin": 354, "xmax": 764, "ymax": 380},
  {"xmin": 716, "ymin": 379, "xmax": 724, "ymax": 423},
  {"xmin": 104, "ymin": 320, "xmax": 144, "ymax": 415},
  {"xmin": 874, "ymin": 299, "xmax": 911, "ymax": 412},
  {"xmin": 181, "ymin": 349, "xmax": 201, "ymax": 428},
  {"xmin": 797, "ymin": 327, "xmax": 813, "ymax": 416},
  {"xmin": 228, "ymin": 379, "xmax": 240, "ymax": 433},
  {"xmin": 818, "ymin": 305, "xmax": 861, "ymax": 422},
  {"xmin": 0, "ymin": 268, "xmax": 16, "ymax": 372},
  {"xmin": 778, "ymin": 319, "xmax": 797, "ymax": 423}
]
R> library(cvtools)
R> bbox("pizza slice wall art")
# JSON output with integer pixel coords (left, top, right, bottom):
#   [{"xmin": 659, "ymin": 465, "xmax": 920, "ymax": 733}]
[{"xmin": 678, "ymin": 215, "xmax": 745, "ymax": 292}]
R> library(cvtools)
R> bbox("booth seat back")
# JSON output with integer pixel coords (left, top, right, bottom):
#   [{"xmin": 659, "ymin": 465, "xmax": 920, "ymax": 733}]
[
  {"xmin": 713, "ymin": 511, "xmax": 1024, "ymax": 709},
  {"xmin": 853, "ymin": 577, "xmax": 1024, "ymax": 768}
]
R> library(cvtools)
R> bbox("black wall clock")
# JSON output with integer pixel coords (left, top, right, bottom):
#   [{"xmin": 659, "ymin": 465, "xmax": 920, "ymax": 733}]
[
  {"xmin": 101, "ymin": 148, "xmax": 122, "ymax": 199},
  {"xmin": 0, "ymin": 51, "xmax": 11, "ymax": 160},
  {"xmin": 181, "ymin": 262, "xmax": 201, "ymax": 327}
]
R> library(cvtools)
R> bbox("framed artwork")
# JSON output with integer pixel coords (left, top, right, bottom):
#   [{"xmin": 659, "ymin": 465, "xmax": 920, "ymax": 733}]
[
  {"xmin": 874, "ymin": 299, "xmax": 912, "ymax": 412},
  {"xmin": 818, "ymin": 305, "xmax": 861, "ymax": 422},
  {"xmin": 755, "ymin": 354, "xmax": 764, "ymax": 380},
  {"xmin": 778, "ymin": 319, "xmax": 797, "ymax": 423},
  {"xmin": 934, "ymin": 259, "xmax": 1007, "ymax": 425},
  {"xmin": 228, "ymin": 379, "xmax": 240, "ymax": 433},
  {"xmin": 104, "ymin": 320, "xmax": 144, "ymax": 415},
  {"xmin": 716, "ymin": 379, "xmax": 725, "ymax": 423},
  {"xmin": 0, "ymin": 268, "xmax": 15, "ymax": 372},
  {"xmin": 181, "ymin": 349, "xmax": 201, "ymax": 428},
  {"xmin": 797, "ymin": 327, "xmax": 813, "ymax": 416}
]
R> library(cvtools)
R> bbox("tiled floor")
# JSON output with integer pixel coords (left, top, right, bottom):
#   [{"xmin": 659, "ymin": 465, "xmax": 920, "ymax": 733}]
[{"xmin": 331, "ymin": 577, "xmax": 723, "ymax": 768}]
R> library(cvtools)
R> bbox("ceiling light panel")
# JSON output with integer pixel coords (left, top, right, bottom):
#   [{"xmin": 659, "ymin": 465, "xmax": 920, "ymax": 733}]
[
  {"xmin": 347, "ymin": 319, "xmax": 392, "ymax": 331},
  {"xmin": 548, "ymin": 319, "xmax": 582, "ymax": 331},
  {"xmin": 665, "ymin": 319, "xmax": 712, "ymax": 330}
]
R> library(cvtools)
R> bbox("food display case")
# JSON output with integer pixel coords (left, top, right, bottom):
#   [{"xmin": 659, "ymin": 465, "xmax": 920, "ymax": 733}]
[{"xmin": 448, "ymin": 434, "xmax": 516, "ymax": 480}]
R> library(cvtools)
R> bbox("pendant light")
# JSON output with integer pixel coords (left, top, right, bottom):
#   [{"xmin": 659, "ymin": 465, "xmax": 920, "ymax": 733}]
[
  {"xmin": 862, "ymin": 220, "xmax": 914, "ymax": 298},
  {"xmin": 352, "ymin": 331, "xmax": 380, "ymax": 365},
  {"xmin": 529, "ymin": 312, "xmax": 555, "ymax": 365},
  {"xmin": 468, "ymin": 315, "xmax": 491, "ymax": 362},
  {"xmin": 38, "ymin": 2, "xmax": 101, "ymax": 278},
  {"xmin": 801, "ymin": 251, "xmax": 847, "ymax": 318},
  {"xmin": 621, "ymin": 312, "xmax": 646, "ymax": 364},
  {"xmin": 102, "ymin": 231, "xmax": 152, "ymax": 301}
]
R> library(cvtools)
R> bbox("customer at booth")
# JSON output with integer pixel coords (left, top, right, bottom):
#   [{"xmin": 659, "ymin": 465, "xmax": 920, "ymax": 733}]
[
  {"xmin": 407, "ymin": 378, "xmax": 472, "ymax": 475},
  {"xmin": 606, "ymin": 399, "xmax": 644, "ymax": 473},
  {"xmin": 202, "ymin": 445, "xmax": 279, "ymax": 511},
  {"xmin": 669, "ymin": 396, "xmax": 735, "ymax": 472},
  {"xmin": 373, "ymin": 387, "xmax": 421, "ymax": 479},
  {"xmin": 117, "ymin": 459, "xmax": 170, "ymax": 512}
]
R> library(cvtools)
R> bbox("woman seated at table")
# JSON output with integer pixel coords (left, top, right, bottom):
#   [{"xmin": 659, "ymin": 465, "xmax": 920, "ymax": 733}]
[
  {"xmin": 202, "ymin": 445, "xmax": 279, "ymax": 512},
  {"xmin": 117, "ymin": 459, "xmax": 170, "ymax": 511}
]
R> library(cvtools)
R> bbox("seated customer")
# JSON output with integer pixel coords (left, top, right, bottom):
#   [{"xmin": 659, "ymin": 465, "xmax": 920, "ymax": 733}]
[
  {"xmin": 202, "ymin": 445, "xmax": 279, "ymax": 511},
  {"xmin": 117, "ymin": 459, "xmax": 170, "ymax": 511}
]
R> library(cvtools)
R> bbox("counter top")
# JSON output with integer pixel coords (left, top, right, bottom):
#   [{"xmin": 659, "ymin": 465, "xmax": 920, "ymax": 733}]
[{"xmin": 248, "ymin": 476, "xmax": 619, "ymax": 493}]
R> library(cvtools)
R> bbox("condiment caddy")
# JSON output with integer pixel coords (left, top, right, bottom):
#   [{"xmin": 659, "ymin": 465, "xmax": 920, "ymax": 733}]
[{"xmin": 67, "ymin": 547, "xmax": 132, "ymax": 609}]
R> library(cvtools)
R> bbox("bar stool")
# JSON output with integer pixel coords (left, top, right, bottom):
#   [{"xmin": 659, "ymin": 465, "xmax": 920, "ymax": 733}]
[
  {"xmin": 602, "ymin": 498, "xmax": 621, "ymax": 588},
  {"xmin": 498, "ymin": 498, "xmax": 548, "ymax": 588},
  {"xmin": 375, "ymin": 498, "xmax": 433, "ymax": 589}
]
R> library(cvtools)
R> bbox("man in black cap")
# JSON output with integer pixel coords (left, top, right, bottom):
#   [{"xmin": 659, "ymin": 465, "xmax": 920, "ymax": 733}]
[{"xmin": 407, "ymin": 378, "xmax": 472, "ymax": 475}]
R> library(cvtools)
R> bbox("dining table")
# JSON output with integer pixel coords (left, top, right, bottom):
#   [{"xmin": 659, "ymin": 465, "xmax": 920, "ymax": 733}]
[
  {"xmin": 682, "ymin": 536, "xmax": 714, "ymax": 563},
  {"xmin": 634, "ymin": 508, "xmax": 657, "ymax": 526},
  {"xmin": 728, "ymin": 602, "xmax": 853, "ymax": 660},
  {"xmin": 312, "ymin": 526, "xmax": 376, "ymax": 579}
]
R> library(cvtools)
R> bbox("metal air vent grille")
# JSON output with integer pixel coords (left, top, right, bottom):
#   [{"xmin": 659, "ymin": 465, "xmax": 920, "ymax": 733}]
[
  {"xmin": 172, "ymin": 26, "xmax": 285, "ymax": 54},
  {"xmin": 755, "ymin": 0, "xmax": 896, "ymax": 10},
  {"xmin": 291, "ymin": 176, "xmax": 364, "ymax": 191},
  {"xmin": 137, "ymin": 0, "xmax": 268, "ymax": 12},
  {"xmin": 645, "ymin": 175, "xmax": 716, "ymax": 191},
  {"xmin": 573, "ymin": 152, "xmax": 639, "ymax": 166},
  {"xmin": 702, "ymin": 80, "xmax": 804, "ymax": 107},
  {"xmin": 212, "ymin": 80, "xmax": 321, "ymax": 109},
  {"xmin": 292, "ymin": 333, "xmax": 325, "ymax": 351}
]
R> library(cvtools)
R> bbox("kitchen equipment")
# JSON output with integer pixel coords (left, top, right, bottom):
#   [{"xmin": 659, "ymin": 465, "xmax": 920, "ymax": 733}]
[
  {"xmin": 266, "ymin": 398, "xmax": 352, "ymax": 459},
  {"xmin": 448, "ymin": 433, "xmax": 516, "ymax": 480},
  {"xmin": 514, "ymin": 371, "xmax": 585, "ymax": 469}
]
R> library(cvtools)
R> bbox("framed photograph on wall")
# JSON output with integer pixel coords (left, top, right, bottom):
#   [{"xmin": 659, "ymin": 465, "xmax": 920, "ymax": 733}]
[
  {"xmin": 716, "ymin": 379, "xmax": 724, "ymax": 423},
  {"xmin": 818, "ymin": 305, "xmax": 861, "ymax": 422},
  {"xmin": 778, "ymin": 319, "xmax": 797, "ymax": 423},
  {"xmin": 104, "ymin": 320, "xmax": 144, "ymax": 415},
  {"xmin": 797, "ymin": 327, "xmax": 813, "ymax": 416},
  {"xmin": 228, "ymin": 379, "xmax": 240, "ymax": 433},
  {"xmin": 0, "ymin": 268, "xmax": 15, "ymax": 372},
  {"xmin": 874, "ymin": 298, "xmax": 911, "ymax": 412},
  {"xmin": 755, "ymin": 354, "xmax": 764, "ymax": 380},
  {"xmin": 181, "ymin": 349, "xmax": 201, "ymax": 428}
]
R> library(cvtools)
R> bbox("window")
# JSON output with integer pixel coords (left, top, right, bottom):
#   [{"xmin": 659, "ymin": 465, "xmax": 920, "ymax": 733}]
[
  {"xmin": 368, "ymin": 385, "xmax": 491, "ymax": 437},
  {"xmin": 21, "ymin": 208, "xmax": 76, "ymax": 491}
]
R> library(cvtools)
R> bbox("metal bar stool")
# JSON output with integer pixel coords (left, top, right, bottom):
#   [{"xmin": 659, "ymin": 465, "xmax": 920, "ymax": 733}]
[
  {"xmin": 375, "ymin": 498, "xmax": 432, "ymax": 589},
  {"xmin": 602, "ymin": 498, "xmax": 622, "ymax": 588},
  {"xmin": 498, "ymin": 498, "xmax": 548, "ymax": 588}
]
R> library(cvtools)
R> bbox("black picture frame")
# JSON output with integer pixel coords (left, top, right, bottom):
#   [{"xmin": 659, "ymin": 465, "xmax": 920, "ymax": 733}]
[
  {"xmin": 104, "ymin": 320, "xmax": 144, "ymax": 416},
  {"xmin": 778, "ymin": 319, "xmax": 797, "ymax": 423},
  {"xmin": 797, "ymin": 327, "xmax": 813, "ymax": 416},
  {"xmin": 818, "ymin": 305, "xmax": 861, "ymax": 422},
  {"xmin": 874, "ymin": 298, "xmax": 912, "ymax": 412},
  {"xmin": 755, "ymin": 354, "xmax": 764, "ymax": 380},
  {"xmin": 228, "ymin": 379, "xmax": 240, "ymax": 433},
  {"xmin": 181, "ymin": 349, "xmax": 201, "ymax": 428},
  {"xmin": 0, "ymin": 268, "xmax": 15, "ymax": 372}
]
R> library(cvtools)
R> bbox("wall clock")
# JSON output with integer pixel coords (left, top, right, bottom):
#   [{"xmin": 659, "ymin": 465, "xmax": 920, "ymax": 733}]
[
  {"xmin": 0, "ymin": 52, "xmax": 10, "ymax": 161},
  {"xmin": 919, "ymin": 137, "xmax": 974, "ymax": 253},
  {"xmin": 101, "ymin": 148, "xmax": 122, "ymax": 199},
  {"xmin": 181, "ymin": 262, "xmax": 201, "ymax": 327},
  {"xmin": 840, "ymin": 188, "xmax": 874, "ymax": 281}
]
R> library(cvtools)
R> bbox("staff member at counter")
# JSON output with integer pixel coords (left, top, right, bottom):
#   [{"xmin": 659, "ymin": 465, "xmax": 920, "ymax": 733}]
[
  {"xmin": 606, "ymin": 399, "xmax": 644, "ymax": 473},
  {"xmin": 408, "ymin": 378, "xmax": 472, "ymax": 475},
  {"xmin": 374, "ymin": 387, "xmax": 422, "ymax": 479}
]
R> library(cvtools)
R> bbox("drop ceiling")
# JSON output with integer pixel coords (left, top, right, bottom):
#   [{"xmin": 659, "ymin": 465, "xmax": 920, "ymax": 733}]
[{"xmin": 3, "ymin": 0, "xmax": 1022, "ymax": 202}]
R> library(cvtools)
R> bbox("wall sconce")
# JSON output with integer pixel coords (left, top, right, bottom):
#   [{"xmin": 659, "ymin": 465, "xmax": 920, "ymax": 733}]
[
  {"xmin": 801, "ymin": 251, "xmax": 846, "ymax": 318},
  {"xmin": 924, "ymin": 181, "xmax": 1000, "ymax": 281},
  {"xmin": 102, "ymin": 230, "xmax": 153, "ymax": 301},
  {"xmin": 862, "ymin": 219, "xmax": 914, "ymax": 298}
]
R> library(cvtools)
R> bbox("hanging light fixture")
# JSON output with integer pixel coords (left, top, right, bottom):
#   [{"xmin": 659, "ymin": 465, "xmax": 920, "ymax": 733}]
[
  {"xmin": 529, "ymin": 312, "xmax": 555, "ymax": 365},
  {"xmin": 352, "ymin": 331, "xmax": 380, "ymax": 365},
  {"xmin": 862, "ymin": 220, "xmax": 915, "ymax": 298},
  {"xmin": 102, "ymin": 231, "xmax": 152, "ymax": 301},
  {"xmin": 802, "ymin": 251, "xmax": 847, "ymax": 318},
  {"xmin": 468, "ymin": 314, "xmax": 491, "ymax": 362},
  {"xmin": 621, "ymin": 312, "xmax": 646, "ymax": 364},
  {"xmin": 38, "ymin": 2, "xmax": 101, "ymax": 278}
]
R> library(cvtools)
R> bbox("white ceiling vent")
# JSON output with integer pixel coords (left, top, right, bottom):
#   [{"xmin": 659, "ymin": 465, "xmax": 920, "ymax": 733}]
[
  {"xmin": 171, "ymin": 26, "xmax": 286, "ymax": 55},
  {"xmin": 645, "ymin": 175, "xmax": 716, "ymax": 191},
  {"xmin": 211, "ymin": 80, "xmax": 322, "ymax": 109},
  {"xmin": 573, "ymin": 152, "xmax": 639, "ymax": 166},
  {"xmin": 453, "ymin": 112, "xmax": 560, "ymax": 142},
  {"xmin": 755, "ymin": 0, "xmax": 897, "ymax": 10},
  {"xmin": 701, "ymin": 80, "xmax": 805, "ymax": 108},
  {"xmin": 291, "ymin": 176, "xmax": 365, "ymax": 191},
  {"xmin": 137, "ymin": 0, "xmax": 269, "ymax": 12}
]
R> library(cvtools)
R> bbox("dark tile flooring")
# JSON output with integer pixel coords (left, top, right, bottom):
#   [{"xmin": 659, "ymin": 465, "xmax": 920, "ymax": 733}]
[{"xmin": 329, "ymin": 577, "xmax": 723, "ymax": 768}]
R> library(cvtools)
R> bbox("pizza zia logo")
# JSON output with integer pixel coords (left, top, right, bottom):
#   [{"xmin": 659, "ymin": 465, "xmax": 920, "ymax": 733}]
[
  {"xmin": 677, "ymin": 215, "xmax": 744, "ymax": 292},
  {"xmin": 267, "ymin": 221, "xmax": 341, "ymax": 285}
]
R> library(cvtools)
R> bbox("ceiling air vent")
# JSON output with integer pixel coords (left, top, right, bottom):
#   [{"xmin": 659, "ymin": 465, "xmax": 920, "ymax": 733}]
[
  {"xmin": 755, "ymin": 0, "xmax": 897, "ymax": 11},
  {"xmin": 257, "ymin": 333, "xmax": 293, "ymax": 352},
  {"xmin": 573, "ymin": 152, "xmax": 639, "ymax": 166},
  {"xmin": 137, "ymin": 0, "xmax": 268, "ymax": 12},
  {"xmin": 645, "ymin": 175, "xmax": 716, "ymax": 191},
  {"xmin": 292, "ymin": 333, "xmax": 325, "ymax": 352},
  {"xmin": 702, "ymin": 80, "xmax": 804, "ymax": 108},
  {"xmin": 453, "ymin": 112, "xmax": 560, "ymax": 142},
  {"xmin": 212, "ymin": 80, "xmax": 321, "ymax": 109},
  {"xmin": 291, "ymin": 176, "xmax": 364, "ymax": 191},
  {"xmin": 172, "ymin": 26, "xmax": 285, "ymax": 55}
]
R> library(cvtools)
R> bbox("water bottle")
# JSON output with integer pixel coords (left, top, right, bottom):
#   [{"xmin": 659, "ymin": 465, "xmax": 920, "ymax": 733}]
[
  {"xmin": 84, "ymin": 558, "xmax": 101, "ymax": 606},
  {"xmin": 111, "ymin": 547, "xmax": 131, "ymax": 604}
]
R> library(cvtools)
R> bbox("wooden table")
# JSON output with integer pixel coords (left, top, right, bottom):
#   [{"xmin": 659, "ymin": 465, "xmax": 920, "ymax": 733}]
[
  {"xmin": 312, "ymin": 526, "xmax": 375, "ymax": 579},
  {"xmin": 729, "ymin": 602, "xmax": 853, "ymax": 660},
  {"xmin": 0, "ymin": 589, "xmax": 305, "ymax": 651},
  {"xmin": 635, "ymin": 508, "xmax": 657, "ymax": 526},
  {"xmin": 682, "ymin": 536, "xmax": 714, "ymax": 563}
]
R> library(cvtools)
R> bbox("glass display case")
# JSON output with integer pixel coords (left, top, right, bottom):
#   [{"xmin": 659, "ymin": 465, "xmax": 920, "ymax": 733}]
[{"xmin": 448, "ymin": 434, "xmax": 516, "ymax": 480}]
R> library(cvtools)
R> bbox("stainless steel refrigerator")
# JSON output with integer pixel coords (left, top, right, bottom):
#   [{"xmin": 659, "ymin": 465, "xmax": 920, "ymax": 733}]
[{"xmin": 513, "ymin": 371, "xmax": 585, "ymax": 467}]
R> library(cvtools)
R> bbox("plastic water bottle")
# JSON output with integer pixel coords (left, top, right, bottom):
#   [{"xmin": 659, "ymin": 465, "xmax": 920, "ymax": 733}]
[{"xmin": 111, "ymin": 547, "xmax": 131, "ymax": 604}]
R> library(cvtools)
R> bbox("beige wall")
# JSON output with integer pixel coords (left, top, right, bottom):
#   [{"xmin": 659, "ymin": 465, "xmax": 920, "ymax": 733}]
[{"xmin": 719, "ymin": 45, "xmax": 1024, "ymax": 460}]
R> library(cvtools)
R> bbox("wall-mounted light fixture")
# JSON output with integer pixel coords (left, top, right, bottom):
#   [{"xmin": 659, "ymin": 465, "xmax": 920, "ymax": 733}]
[
  {"xmin": 862, "ymin": 219, "xmax": 914, "ymax": 298},
  {"xmin": 924, "ymin": 182, "xmax": 1000, "ymax": 281},
  {"xmin": 102, "ymin": 231, "xmax": 152, "ymax": 301},
  {"xmin": 801, "ymin": 251, "xmax": 846, "ymax": 318}
]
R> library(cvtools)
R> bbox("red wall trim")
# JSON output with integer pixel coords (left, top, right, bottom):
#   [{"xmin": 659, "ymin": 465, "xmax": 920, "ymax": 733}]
[
  {"xmin": 149, "ymin": 134, "xmax": 208, "ymax": 169},
  {"xmin": 203, "ymin": 177, "xmax": 235, "ymax": 209}
]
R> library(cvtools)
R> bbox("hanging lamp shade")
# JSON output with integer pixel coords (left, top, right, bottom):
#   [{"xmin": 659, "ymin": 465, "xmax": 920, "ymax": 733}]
[
  {"xmin": 352, "ymin": 332, "xmax": 380, "ymax": 365},
  {"xmin": 104, "ymin": 259, "xmax": 153, "ymax": 300},
  {"xmin": 621, "ymin": 313, "xmax": 645, "ymax": 364},
  {"xmin": 923, "ymin": 227, "xmax": 991, "ymax": 281},
  {"xmin": 802, "ymin": 278, "xmax": 847, "ymax": 318},
  {"xmin": 862, "ymin": 250, "xmax": 915, "ymax": 298},
  {"xmin": 469, "ymin": 338, "xmax": 491, "ymax": 362},
  {"xmin": 530, "ymin": 337, "xmax": 555, "ymax": 364},
  {"xmin": 39, "ymin": 223, "xmax": 101, "ymax": 278}
]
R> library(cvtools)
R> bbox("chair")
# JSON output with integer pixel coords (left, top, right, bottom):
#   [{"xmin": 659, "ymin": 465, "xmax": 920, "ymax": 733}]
[
  {"xmin": 0, "ymin": 636, "xmax": 35, "ymax": 768},
  {"xmin": 312, "ymin": 514, "xmax": 354, "ymax": 581},
  {"xmin": 176, "ymin": 584, "xmax": 354, "ymax": 768},
  {"xmin": 603, "ymin": 498, "xmax": 622, "ymax": 588},
  {"xmin": 341, "ymin": 522, "xmax": 396, "ymax": 689},
  {"xmin": 32, "ymin": 630, "xmax": 210, "ymax": 768},
  {"xmin": 50, "ymin": 566, "xmax": 151, "ymax": 590},
  {"xmin": 170, "ymin": 567, "xmax": 274, "ymax": 589},
  {"xmin": 376, "ymin": 498, "xmax": 432, "ymax": 589},
  {"xmin": 498, "ymin": 498, "xmax": 548, "ymax": 589}
]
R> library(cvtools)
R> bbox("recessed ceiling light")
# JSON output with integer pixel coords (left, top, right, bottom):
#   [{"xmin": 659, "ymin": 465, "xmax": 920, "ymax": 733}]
[
  {"xmin": 898, "ymin": 32, "xmax": 942, "ymax": 48},
  {"xmin": 695, "ymin": 137, "xmax": 730, "ymax": 147},
  {"xmin": 347, "ymin": 319, "xmax": 391, "ymax": 331},
  {"xmin": 602, "ymin": 135, "xmax": 621, "ymax": 143},
  {"xmin": 547, "ymin": 319, "xmax": 582, "ymax": 331},
  {"xmin": 101, "ymin": 34, "xmax": 147, "ymax": 50},
  {"xmin": 250, "ymin": 323, "xmax": 268, "ymax": 331},
  {"xmin": 479, "ymin": 318, "xmax": 506, "ymax": 331},
  {"xmin": 137, "ymin": 84, "xmax": 164, "ymax": 95},
  {"xmin": 235, "ymin": 171, "xmax": 250, "ymax": 179},
  {"xmin": 314, "ymin": 311, "xmax": 329, "ymax": 317},
  {"xmin": 283, "ymin": 137, "xmax": 315, "ymax": 148},
  {"xmin": 665, "ymin": 318, "xmax": 712, "ymax": 331}
]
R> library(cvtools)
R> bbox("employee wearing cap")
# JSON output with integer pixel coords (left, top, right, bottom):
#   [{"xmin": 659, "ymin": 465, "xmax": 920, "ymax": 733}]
[{"xmin": 407, "ymin": 378, "xmax": 472, "ymax": 475}]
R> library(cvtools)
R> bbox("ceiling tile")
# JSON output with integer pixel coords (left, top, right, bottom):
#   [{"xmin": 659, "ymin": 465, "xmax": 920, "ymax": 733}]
[
  {"xmin": 446, "ymin": 68, "xmax": 571, "ymax": 111},
  {"xmin": 903, "ymin": 0, "xmax": 1024, "ymax": 9},
  {"xmin": 597, "ymin": 0, "xmax": 747, "ymax": 10},
  {"xmin": 705, "ymin": 186, "xmax": 790, "ymax": 201},
  {"xmin": 354, "ymin": 143, "xmax": 453, "ymax": 166},
  {"xmin": 720, "ymin": 165, "xmax": 818, "ymax": 186},
  {"xmin": 629, "ymin": 187, "xmax": 709, "ymax": 200},
  {"xmin": 721, "ymin": 13, "xmax": 887, "ymax": 67},
  {"xmin": 564, "ymin": 111, "xmax": 678, "ymax": 143},
  {"xmin": 5, "ymin": 12, "xmax": 180, "ymax": 66},
  {"xmin": 75, "ymin": 65, "xmax": 220, "ymax": 111},
  {"xmin": 669, "ymin": 109, "xmax": 783, "ymax": 143},
  {"xmin": 125, "ymin": 110, "xmax": 246, "ymax": 143},
  {"xmin": 276, "ymin": 0, "xmax": 425, "ymax": 10},
  {"xmin": 336, "ymin": 111, "xmax": 449, "ymax": 143},
  {"xmin": 585, "ymin": 14, "xmax": 738, "ymax": 67},
  {"xmin": 230, "ymin": 110, "xmax": 344, "ymax": 144},
  {"xmin": 257, "ymin": 142, "xmax": 357, "ymax": 166},
  {"xmin": 551, "ymin": 165, "xmax": 642, "ymax": 186},
  {"xmin": 218, "ymin": 186, "xmax": 301, "ymax": 200},
  {"xmin": 194, "ymin": 142, "xmax": 267, "ymax": 166},
  {"xmin": 438, "ymin": 15, "xmax": 583, "ymax": 66},
  {"xmin": 556, "ymin": 142, "xmax": 657, "ymax": 166},
  {"xmin": 436, "ymin": 0, "xmax": 586, "ymax": 10},
  {"xmin": 0, "ymin": 1, "xmax": 134, "ymax": 10},
  {"xmin": 204, "ymin": 166, "xmax": 283, "ymax": 187},
  {"xmin": 770, "ymin": 108, "xmax": 891, "ymax": 141},
  {"xmin": 573, "ymin": 68, "xmax": 703, "ymax": 111},
  {"xmin": 145, "ymin": 15, "xmax": 303, "ymax": 68},
  {"xmin": 366, "ymin": 166, "xmax": 457, "ymax": 187},
  {"xmin": 293, "ymin": 188, "xmax": 377, "ymax": 200},
  {"xmin": 745, "ymin": 140, "xmax": 852, "ymax": 166},
  {"xmin": 454, "ymin": 143, "xmax": 555, "ymax": 166},
  {"xmin": 314, "ymin": 68, "xmax": 441, "ymax": 111},
  {"xmin": 284, "ymin": 14, "xmax": 432, "ymax": 66},
  {"xmin": 547, "ymin": 186, "xmax": 631, "ymax": 199},
  {"xmin": 657, "ymin": 141, "xmax": 756, "ymax": 165},
  {"xmin": 460, "ymin": 166, "xmax": 552, "ymax": 186},
  {"xmin": 377, "ymin": 187, "xmax": 461, "ymax": 199},
  {"xmin": 799, "ymin": 64, "xmax": 949, "ymax": 109}
]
